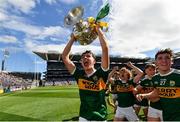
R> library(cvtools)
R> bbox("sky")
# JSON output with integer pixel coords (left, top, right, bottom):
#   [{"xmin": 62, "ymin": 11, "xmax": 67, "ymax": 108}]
[{"xmin": 0, "ymin": 0, "xmax": 180, "ymax": 73}]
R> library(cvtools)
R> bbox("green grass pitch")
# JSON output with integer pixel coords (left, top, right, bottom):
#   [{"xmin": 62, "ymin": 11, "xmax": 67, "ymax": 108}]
[{"xmin": 0, "ymin": 85, "xmax": 144, "ymax": 121}]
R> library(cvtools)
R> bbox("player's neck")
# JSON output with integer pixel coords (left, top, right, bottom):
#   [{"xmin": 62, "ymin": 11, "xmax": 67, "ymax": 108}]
[
  {"xmin": 159, "ymin": 68, "xmax": 172, "ymax": 75},
  {"xmin": 85, "ymin": 67, "xmax": 96, "ymax": 76},
  {"xmin": 121, "ymin": 78, "xmax": 128, "ymax": 82}
]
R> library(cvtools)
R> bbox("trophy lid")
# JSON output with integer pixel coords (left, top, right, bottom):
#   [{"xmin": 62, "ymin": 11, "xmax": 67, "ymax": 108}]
[{"xmin": 64, "ymin": 6, "xmax": 84, "ymax": 27}]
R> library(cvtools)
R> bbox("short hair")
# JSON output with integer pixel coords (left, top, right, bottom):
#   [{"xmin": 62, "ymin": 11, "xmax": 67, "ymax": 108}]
[
  {"xmin": 155, "ymin": 48, "xmax": 173, "ymax": 60},
  {"xmin": 144, "ymin": 63, "xmax": 156, "ymax": 70},
  {"xmin": 81, "ymin": 50, "xmax": 96, "ymax": 59}
]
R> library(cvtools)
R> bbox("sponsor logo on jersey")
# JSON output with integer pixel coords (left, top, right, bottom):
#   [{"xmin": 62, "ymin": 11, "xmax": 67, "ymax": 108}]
[
  {"xmin": 157, "ymin": 87, "xmax": 180, "ymax": 98},
  {"xmin": 116, "ymin": 84, "xmax": 134, "ymax": 92},
  {"xmin": 140, "ymin": 87, "xmax": 154, "ymax": 94},
  {"xmin": 78, "ymin": 78, "xmax": 106, "ymax": 91}
]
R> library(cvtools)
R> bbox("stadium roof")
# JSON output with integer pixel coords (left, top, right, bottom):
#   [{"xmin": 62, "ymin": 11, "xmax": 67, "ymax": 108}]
[
  {"xmin": 33, "ymin": 51, "xmax": 61, "ymax": 61},
  {"xmin": 33, "ymin": 51, "xmax": 151, "ymax": 64}
]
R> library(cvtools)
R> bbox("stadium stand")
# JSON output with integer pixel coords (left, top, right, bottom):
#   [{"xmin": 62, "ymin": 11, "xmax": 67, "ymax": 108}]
[
  {"xmin": 173, "ymin": 52, "xmax": 180, "ymax": 69},
  {"xmin": 34, "ymin": 51, "xmax": 180, "ymax": 83},
  {"xmin": 33, "ymin": 51, "xmax": 180, "ymax": 86},
  {"xmin": 34, "ymin": 51, "xmax": 150, "ymax": 85},
  {"xmin": 0, "ymin": 71, "xmax": 41, "ymax": 93}
]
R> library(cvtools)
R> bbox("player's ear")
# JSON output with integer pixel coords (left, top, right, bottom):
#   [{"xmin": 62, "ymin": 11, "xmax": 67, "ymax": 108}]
[
  {"xmin": 171, "ymin": 58, "xmax": 174, "ymax": 65},
  {"xmin": 93, "ymin": 59, "xmax": 96, "ymax": 64},
  {"xmin": 155, "ymin": 61, "xmax": 158, "ymax": 67}
]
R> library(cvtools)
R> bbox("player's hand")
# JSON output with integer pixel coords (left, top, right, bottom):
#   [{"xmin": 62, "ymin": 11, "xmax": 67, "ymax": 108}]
[
  {"xmin": 112, "ymin": 66, "xmax": 119, "ymax": 74},
  {"xmin": 113, "ymin": 66, "xmax": 119, "ymax": 71},
  {"xmin": 106, "ymin": 89, "xmax": 110, "ymax": 94},
  {"xmin": 132, "ymin": 88, "xmax": 138, "ymax": 96},
  {"xmin": 136, "ymin": 94, "xmax": 144, "ymax": 102},
  {"xmin": 126, "ymin": 61, "xmax": 133, "ymax": 68},
  {"xmin": 95, "ymin": 24, "xmax": 103, "ymax": 34},
  {"xmin": 70, "ymin": 33, "xmax": 77, "ymax": 41}
]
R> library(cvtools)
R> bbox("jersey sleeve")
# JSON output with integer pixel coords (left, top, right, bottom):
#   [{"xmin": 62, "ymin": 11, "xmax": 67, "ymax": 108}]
[
  {"xmin": 129, "ymin": 79, "xmax": 136, "ymax": 87},
  {"xmin": 139, "ymin": 79, "xmax": 145, "ymax": 87},
  {"xmin": 72, "ymin": 67, "xmax": 82, "ymax": 83},
  {"xmin": 98, "ymin": 67, "xmax": 109, "ymax": 83}
]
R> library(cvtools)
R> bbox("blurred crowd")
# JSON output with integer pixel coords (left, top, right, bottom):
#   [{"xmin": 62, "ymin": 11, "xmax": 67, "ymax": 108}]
[{"xmin": 0, "ymin": 71, "xmax": 33, "ymax": 93}]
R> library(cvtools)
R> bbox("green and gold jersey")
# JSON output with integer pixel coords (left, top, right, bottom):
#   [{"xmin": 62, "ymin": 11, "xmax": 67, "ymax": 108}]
[
  {"xmin": 140, "ymin": 78, "xmax": 162, "ymax": 110},
  {"xmin": 116, "ymin": 79, "xmax": 135, "ymax": 107},
  {"xmin": 73, "ymin": 67, "xmax": 109, "ymax": 121},
  {"xmin": 109, "ymin": 78, "xmax": 120, "ymax": 94},
  {"xmin": 152, "ymin": 69, "xmax": 180, "ymax": 121}
]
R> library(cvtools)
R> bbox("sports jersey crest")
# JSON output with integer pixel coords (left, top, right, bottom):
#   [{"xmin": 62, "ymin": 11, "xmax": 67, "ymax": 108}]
[
  {"xmin": 144, "ymin": 83, "xmax": 149, "ymax": 86},
  {"xmin": 154, "ymin": 81, "xmax": 159, "ymax": 85},
  {"xmin": 125, "ymin": 83, "xmax": 129, "ymax": 87},
  {"xmin": 93, "ymin": 76, "xmax": 98, "ymax": 82},
  {"xmin": 150, "ymin": 81, "xmax": 153, "ymax": 86},
  {"xmin": 170, "ymin": 80, "xmax": 175, "ymax": 86}
]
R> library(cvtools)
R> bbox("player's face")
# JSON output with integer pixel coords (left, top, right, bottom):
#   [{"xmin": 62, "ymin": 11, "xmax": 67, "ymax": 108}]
[
  {"xmin": 81, "ymin": 53, "xmax": 96, "ymax": 70},
  {"xmin": 119, "ymin": 69, "xmax": 129, "ymax": 81},
  {"xmin": 155, "ymin": 53, "xmax": 172, "ymax": 74},
  {"xmin": 145, "ymin": 67, "xmax": 156, "ymax": 77}
]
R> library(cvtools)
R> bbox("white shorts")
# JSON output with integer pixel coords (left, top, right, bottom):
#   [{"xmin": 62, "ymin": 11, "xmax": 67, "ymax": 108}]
[
  {"xmin": 112, "ymin": 94, "xmax": 118, "ymax": 100},
  {"xmin": 115, "ymin": 106, "xmax": 139, "ymax": 121},
  {"xmin": 79, "ymin": 116, "xmax": 106, "ymax": 122},
  {"xmin": 134, "ymin": 104, "xmax": 148, "ymax": 109},
  {"xmin": 148, "ymin": 106, "xmax": 163, "ymax": 121},
  {"xmin": 112, "ymin": 94, "xmax": 118, "ymax": 106},
  {"xmin": 79, "ymin": 117, "xmax": 88, "ymax": 121}
]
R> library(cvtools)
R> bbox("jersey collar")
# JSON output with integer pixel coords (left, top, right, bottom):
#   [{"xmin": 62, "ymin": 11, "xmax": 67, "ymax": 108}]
[
  {"xmin": 145, "ymin": 75, "xmax": 152, "ymax": 80},
  {"xmin": 86, "ymin": 69, "xmax": 96, "ymax": 77},
  {"xmin": 159, "ymin": 68, "xmax": 174, "ymax": 76}
]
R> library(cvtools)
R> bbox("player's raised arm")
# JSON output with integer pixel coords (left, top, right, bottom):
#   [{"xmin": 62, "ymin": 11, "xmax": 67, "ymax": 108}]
[
  {"xmin": 62, "ymin": 34, "xmax": 76, "ymax": 74},
  {"xmin": 126, "ymin": 61, "xmax": 144, "ymax": 83},
  {"xmin": 108, "ymin": 66, "xmax": 118, "ymax": 83},
  {"xmin": 96, "ymin": 25, "xmax": 109, "ymax": 70}
]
